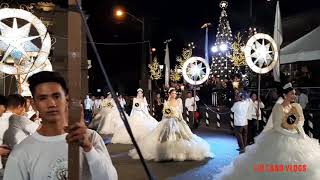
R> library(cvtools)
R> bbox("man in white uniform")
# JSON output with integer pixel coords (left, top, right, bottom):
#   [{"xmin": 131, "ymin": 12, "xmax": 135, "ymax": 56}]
[
  {"xmin": 4, "ymin": 71, "xmax": 117, "ymax": 180},
  {"xmin": 231, "ymin": 92, "xmax": 251, "ymax": 153},
  {"xmin": 185, "ymin": 91, "xmax": 200, "ymax": 129}
]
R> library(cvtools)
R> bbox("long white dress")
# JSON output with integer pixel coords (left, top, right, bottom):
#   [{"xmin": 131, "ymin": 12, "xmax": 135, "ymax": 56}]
[
  {"xmin": 111, "ymin": 97, "xmax": 158, "ymax": 144},
  {"xmin": 97, "ymin": 99, "xmax": 125, "ymax": 135},
  {"xmin": 128, "ymin": 100, "xmax": 214, "ymax": 161},
  {"xmin": 215, "ymin": 103, "xmax": 320, "ymax": 180}
]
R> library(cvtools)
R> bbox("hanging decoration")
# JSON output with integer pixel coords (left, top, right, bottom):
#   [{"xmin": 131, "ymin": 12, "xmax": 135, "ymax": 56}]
[
  {"xmin": 244, "ymin": 33, "xmax": 279, "ymax": 74},
  {"xmin": 231, "ymin": 32, "xmax": 246, "ymax": 66},
  {"xmin": 148, "ymin": 56, "xmax": 162, "ymax": 80},
  {"xmin": 176, "ymin": 48, "xmax": 192, "ymax": 69},
  {"xmin": 182, "ymin": 57, "xmax": 210, "ymax": 85},
  {"xmin": 170, "ymin": 65, "xmax": 181, "ymax": 82},
  {"xmin": 0, "ymin": 7, "xmax": 52, "ymax": 96}
]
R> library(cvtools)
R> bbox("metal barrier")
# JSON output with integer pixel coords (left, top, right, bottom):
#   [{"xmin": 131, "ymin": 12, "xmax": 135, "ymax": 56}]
[{"xmin": 200, "ymin": 104, "xmax": 319, "ymax": 142}]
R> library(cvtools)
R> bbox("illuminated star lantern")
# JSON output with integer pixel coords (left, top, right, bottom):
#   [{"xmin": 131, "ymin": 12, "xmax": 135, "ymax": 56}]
[
  {"xmin": 219, "ymin": 1, "xmax": 228, "ymax": 9},
  {"xmin": 0, "ymin": 8, "xmax": 51, "ymax": 75},
  {"xmin": 251, "ymin": 39, "xmax": 272, "ymax": 68},
  {"xmin": 0, "ymin": 18, "xmax": 39, "ymax": 63},
  {"xmin": 190, "ymin": 61, "xmax": 205, "ymax": 80},
  {"xmin": 244, "ymin": 33, "xmax": 278, "ymax": 74},
  {"xmin": 182, "ymin": 57, "xmax": 210, "ymax": 85}
]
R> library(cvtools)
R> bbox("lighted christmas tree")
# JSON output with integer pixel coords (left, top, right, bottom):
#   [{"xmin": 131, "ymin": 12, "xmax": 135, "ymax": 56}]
[{"xmin": 211, "ymin": 1, "xmax": 238, "ymax": 79}]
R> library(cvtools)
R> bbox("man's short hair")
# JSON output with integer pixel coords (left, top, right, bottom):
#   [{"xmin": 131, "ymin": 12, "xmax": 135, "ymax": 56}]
[
  {"xmin": 7, "ymin": 94, "xmax": 26, "ymax": 108},
  {"xmin": 0, "ymin": 95, "xmax": 7, "ymax": 107},
  {"xmin": 28, "ymin": 71, "xmax": 68, "ymax": 96}
]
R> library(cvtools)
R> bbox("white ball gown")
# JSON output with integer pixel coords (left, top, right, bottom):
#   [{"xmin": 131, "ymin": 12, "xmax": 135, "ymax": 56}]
[
  {"xmin": 128, "ymin": 100, "xmax": 214, "ymax": 161},
  {"xmin": 111, "ymin": 97, "xmax": 159, "ymax": 144},
  {"xmin": 215, "ymin": 103, "xmax": 320, "ymax": 180},
  {"xmin": 97, "ymin": 98, "xmax": 125, "ymax": 135}
]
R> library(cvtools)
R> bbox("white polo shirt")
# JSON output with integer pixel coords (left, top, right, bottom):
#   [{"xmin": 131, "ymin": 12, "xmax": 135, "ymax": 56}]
[{"xmin": 231, "ymin": 99, "xmax": 251, "ymax": 126}]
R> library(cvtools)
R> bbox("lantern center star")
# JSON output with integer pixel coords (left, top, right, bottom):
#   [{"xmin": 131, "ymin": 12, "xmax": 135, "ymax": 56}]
[
  {"xmin": 250, "ymin": 39, "xmax": 273, "ymax": 67},
  {"xmin": 0, "ymin": 18, "xmax": 40, "ymax": 63}
]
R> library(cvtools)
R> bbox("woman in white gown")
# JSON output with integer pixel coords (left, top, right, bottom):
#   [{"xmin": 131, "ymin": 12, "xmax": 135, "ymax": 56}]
[
  {"xmin": 215, "ymin": 83, "xmax": 320, "ymax": 180},
  {"xmin": 111, "ymin": 88, "xmax": 158, "ymax": 144},
  {"xmin": 128, "ymin": 88, "xmax": 213, "ymax": 161},
  {"xmin": 97, "ymin": 92, "xmax": 125, "ymax": 135}
]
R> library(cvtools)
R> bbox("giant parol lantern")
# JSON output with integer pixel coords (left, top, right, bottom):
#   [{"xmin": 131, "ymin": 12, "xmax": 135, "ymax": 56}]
[{"xmin": 0, "ymin": 8, "xmax": 52, "ymax": 96}]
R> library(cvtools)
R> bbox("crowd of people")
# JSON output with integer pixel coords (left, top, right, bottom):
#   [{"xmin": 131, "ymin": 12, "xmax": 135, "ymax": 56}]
[{"xmin": 0, "ymin": 70, "xmax": 318, "ymax": 180}]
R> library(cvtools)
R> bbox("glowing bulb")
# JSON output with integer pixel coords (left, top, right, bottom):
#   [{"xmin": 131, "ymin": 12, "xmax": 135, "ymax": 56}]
[
  {"xmin": 219, "ymin": 43, "xmax": 228, "ymax": 51},
  {"xmin": 116, "ymin": 10, "xmax": 124, "ymax": 17},
  {"xmin": 211, "ymin": 46, "xmax": 218, "ymax": 53}
]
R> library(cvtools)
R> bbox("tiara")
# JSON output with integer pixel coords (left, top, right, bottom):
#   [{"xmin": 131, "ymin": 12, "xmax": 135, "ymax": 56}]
[
  {"xmin": 168, "ymin": 87, "xmax": 175, "ymax": 92},
  {"xmin": 137, "ymin": 88, "xmax": 143, "ymax": 92},
  {"xmin": 107, "ymin": 92, "xmax": 111, "ymax": 95},
  {"xmin": 283, "ymin": 83, "xmax": 293, "ymax": 90}
]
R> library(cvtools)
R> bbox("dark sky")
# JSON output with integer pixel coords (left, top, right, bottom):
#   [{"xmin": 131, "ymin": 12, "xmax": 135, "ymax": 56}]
[{"xmin": 81, "ymin": 0, "xmax": 320, "ymax": 94}]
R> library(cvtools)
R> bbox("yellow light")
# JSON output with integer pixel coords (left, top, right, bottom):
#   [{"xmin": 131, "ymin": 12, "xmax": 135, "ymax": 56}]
[{"xmin": 116, "ymin": 10, "xmax": 124, "ymax": 17}]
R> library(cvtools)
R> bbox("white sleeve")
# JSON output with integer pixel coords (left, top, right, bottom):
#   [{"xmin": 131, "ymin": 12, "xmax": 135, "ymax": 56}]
[
  {"xmin": 3, "ymin": 154, "xmax": 28, "ymax": 180},
  {"xmin": 231, "ymin": 103, "xmax": 236, "ymax": 112},
  {"xmin": 259, "ymin": 101, "xmax": 265, "ymax": 109},
  {"xmin": 84, "ymin": 131, "xmax": 118, "ymax": 180},
  {"xmin": 24, "ymin": 121, "xmax": 39, "ymax": 134},
  {"xmin": 179, "ymin": 99, "xmax": 183, "ymax": 113},
  {"xmin": 195, "ymin": 95, "xmax": 200, "ymax": 101}
]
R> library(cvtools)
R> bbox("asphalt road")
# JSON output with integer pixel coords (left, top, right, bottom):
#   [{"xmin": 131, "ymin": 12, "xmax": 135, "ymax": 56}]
[{"xmin": 106, "ymin": 127, "xmax": 239, "ymax": 180}]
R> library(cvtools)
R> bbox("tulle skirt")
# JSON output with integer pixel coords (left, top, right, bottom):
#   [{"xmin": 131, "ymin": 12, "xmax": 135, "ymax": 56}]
[
  {"xmin": 128, "ymin": 117, "xmax": 214, "ymax": 161},
  {"xmin": 215, "ymin": 129, "xmax": 320, "ymax": 180},
  {"xmin": 111, "ymin": 113, "xmax": 158, "ymax": 144},
  {"xmin": 97, "ymin": 109, "xmax": 125, "ymax": 135}
]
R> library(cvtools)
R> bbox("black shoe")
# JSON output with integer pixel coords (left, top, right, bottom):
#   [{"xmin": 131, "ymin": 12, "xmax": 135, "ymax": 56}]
[
  {"xmin": 239, "ymin": 149, "xmax": 245, "ymax": 154},
  {"xmin": 236, "ymin": 148, "xmax": 241, "ymax": 151}
]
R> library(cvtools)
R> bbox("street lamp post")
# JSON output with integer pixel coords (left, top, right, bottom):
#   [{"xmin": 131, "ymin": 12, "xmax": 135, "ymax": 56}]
[{"xmin": 115, "ymin": 9, "xmax": 152, "ymax": 108}]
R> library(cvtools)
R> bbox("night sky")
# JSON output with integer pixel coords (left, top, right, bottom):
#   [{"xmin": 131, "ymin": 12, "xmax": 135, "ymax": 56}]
[{"xmin": 81, "ymin": 0, "xmax": 320, "ymax": 95}]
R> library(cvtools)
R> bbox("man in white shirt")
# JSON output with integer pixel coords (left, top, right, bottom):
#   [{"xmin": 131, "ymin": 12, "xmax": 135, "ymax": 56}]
[
  {"xmin": 118, "ymin": 94, "xmax": 126, "ymax": 109},
  {"xmin": 84, "ymin": 95, "xmax": 94, "ymax": 124},
  {"xmin": 295, "ymin": 88, "xmax": 308, "ymax": 110},
  {"xmin": 2, "ymin": 94, "xmax": 39, "ymax": 149},
  {"xmin": 0, "ymin": 95, "xmax": 10, "ymax": 176},
  {"xmin": 247, "ymin": 92, "xmax": 265, "ymax": 145},
  {"xmin": 4, "ymin": 71, "xmax": 117, "ymax": 180},
  {"xmin": 231, "ymin": 92, "xmax": 251, "ymax": 153},
  {"xmin": 185, "ymin": 92, "xmax": 200, "ymax": 129}
]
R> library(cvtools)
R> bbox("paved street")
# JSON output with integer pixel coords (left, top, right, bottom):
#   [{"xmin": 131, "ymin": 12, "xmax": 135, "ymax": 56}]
[{"xmin": 107, "ymin": 127, "xmax": 239, "ymax": 180}]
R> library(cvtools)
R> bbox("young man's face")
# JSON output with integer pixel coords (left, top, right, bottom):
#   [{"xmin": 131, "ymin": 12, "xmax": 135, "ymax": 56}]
[{"xmin": 32, "ymin": 82, "xmax": 68, "ymax": 123}]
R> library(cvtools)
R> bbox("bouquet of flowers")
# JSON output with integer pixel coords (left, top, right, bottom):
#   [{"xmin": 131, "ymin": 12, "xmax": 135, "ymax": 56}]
[
  {"xmin": 163, "ymin": 107, "xmax": 174, "ymax": 118},
  {"xmin": 281, "ymin": 106, "xmax": 300, "ymax": 133},
  {"xmin": 106, "ymin": 102, "xmax": 113, "ymax": 108}
]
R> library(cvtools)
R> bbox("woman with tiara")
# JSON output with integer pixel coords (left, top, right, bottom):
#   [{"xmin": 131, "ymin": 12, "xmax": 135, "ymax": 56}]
[
  {"xmin": 97, "ymin": 92, "xmax": 125, "ymax": 135},
  {"xmin": 128, "ymin": 88, "xmax": 213, "ymax": 161},
  {"xmin": 111, "ymin": 88, "xmax": 158, "ymax": 144},
  {"xmin": 215, "ymin": 83, "xmax": 320, "ymax": 180}
]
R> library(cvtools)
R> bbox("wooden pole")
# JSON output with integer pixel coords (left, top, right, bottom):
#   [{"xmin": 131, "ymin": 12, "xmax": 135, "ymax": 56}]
[
  {"xmin": 257, "ymin": 74, "xmax": 261, "ymax": 131},
  {"xmin": 68, "ymin": 0, "xmax": 81, "ymax": 179}
]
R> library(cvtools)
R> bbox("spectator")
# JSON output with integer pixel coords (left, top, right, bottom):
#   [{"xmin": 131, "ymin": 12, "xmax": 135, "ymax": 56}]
[
  {"xmin": 247, "ymin": 91, "xmax": 265, "ymax": 145},
  {"xmin": 3, "ymin": 94, "xmax": 39, "ymax": 149},
  {"xmin": 3, "ymin": 71, "xmax": 117, "ymax": 180},
  {"xmin": 231, "ymin": 91, "xmax": 251, "ymax": 153},
  {"xmin": 84, "ymin": 95, "xmax": 94, "ymax": 124},
  {"xmin": 295, "ymin": 88, "xmax": 308, "ymax": 110},
  {"xmin": 185, "ymin": 91, "xmax": 200, "ymax": 130},
  {"xmin": 153, "ymin": 93, "xmax": 163, "ymax": 121}
]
